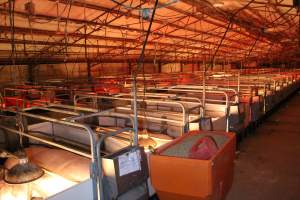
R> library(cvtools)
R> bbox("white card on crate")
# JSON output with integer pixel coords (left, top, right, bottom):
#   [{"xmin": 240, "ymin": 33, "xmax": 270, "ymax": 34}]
[{"xmin": 118, "ymin": 150, "xmax": 141, "ymax": 176}]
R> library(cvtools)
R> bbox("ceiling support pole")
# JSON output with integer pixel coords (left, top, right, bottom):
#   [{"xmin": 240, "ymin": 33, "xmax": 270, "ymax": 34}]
[
  {"xmin": 132, "ymin": 0, "xmax": 159, "ymax": 146},
  {"xmin": 158, "ymin": 61, "xmax": 162, "ymax": 73},
  {"xmin": 27, "ymin": 64, "xmax": 36, "ymax": 83}
]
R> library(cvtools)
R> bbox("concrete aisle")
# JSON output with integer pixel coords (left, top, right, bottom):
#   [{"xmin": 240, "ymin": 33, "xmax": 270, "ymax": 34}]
[{"xmin": 226, "ymin": 93, "xmax": 300, "ymax": 200}]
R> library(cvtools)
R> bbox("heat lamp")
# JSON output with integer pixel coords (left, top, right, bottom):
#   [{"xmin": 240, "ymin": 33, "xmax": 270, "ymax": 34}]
[
  {"xmin": 139, "ymin": 129, "xmax": 157, "ymax": 151},
  {"xmin": 0, "ymin": 150, "xmax": 44, "ymax": 200}
]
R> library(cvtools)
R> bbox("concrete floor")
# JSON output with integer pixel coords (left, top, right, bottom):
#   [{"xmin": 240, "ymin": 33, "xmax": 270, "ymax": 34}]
[{"xmin": 227, "ymin": 93, "xmax": 300, "ymax": 200}]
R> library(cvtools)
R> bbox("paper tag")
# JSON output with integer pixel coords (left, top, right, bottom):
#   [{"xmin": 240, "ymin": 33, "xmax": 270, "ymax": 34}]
[{"xmin": 118, "ymin": 150, "xmax": 141, "ymax": 176}]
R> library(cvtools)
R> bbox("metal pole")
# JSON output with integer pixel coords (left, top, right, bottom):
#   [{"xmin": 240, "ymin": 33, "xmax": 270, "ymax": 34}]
[
  {"xmin": 202, "ymin": 70, "xmax": 206, "ymax": 118},
  {"xmin": 132, "ymin": 0, "xmax": 159, "ymax": 146},
  {"xmin": 238, "ymin": 71, "xmax": 240, "ymax": 97},
  {"xmin": 96, "ymin": 127, "xmax": 132, "ymax": 200},
  {"xmin": 132, "ymin": 76, "xmax": 139, "ymax": 146}
]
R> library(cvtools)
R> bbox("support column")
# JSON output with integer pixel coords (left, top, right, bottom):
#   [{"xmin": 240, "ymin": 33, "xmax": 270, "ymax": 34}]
[
  {"xmin": 180, "ymin": 62, "xmax": 183, "ymax": 72},
  {"xmin": 158, "ymin": 61, "xmax": 162, "ymax": 73},
  {"xmin": 87, "ymin": 62, "xmax": 92, "ymax": 83},
  {"xmin": 28, "ymin": 64, "xmax": 36, "ymax": 83},
  {"xmin": 222, "ymin": 61, "xmax": 225, "ymax": 71},
  {"xmin": 23, "ymin": 33, "xmax": 27, "ymax": 56},
  {"xmin": 128, "ymin": 61, "xmax": 132, "ymax": 75}
]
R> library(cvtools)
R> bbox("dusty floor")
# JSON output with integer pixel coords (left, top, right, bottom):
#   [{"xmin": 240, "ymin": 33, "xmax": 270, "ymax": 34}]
[{"xmin": 226, "ymin": 92, "xmax": 300, "ymax": 200}]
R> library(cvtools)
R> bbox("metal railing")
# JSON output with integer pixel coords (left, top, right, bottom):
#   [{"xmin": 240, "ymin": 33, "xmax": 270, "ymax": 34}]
[
  {"xmin": 0, "ymin": 107, "xmax": 140, "ymax": 200},
  {"xmin": 73, "ymin": 93, "xmax": 200, "ymax": 136}
]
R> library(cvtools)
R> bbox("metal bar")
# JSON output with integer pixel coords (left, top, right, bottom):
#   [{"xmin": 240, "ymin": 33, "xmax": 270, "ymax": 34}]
[
  {"xmin": 48, "ymin": 103, "xmax": 98, "ymax": 113},
  {"xmin": 74, "ymin": 93, "xmax": 187, "ymax": 127},
  {"xmin": 115, "ymin": 92, "xmax": 204, "ymax": 117},
  {"xmin": 96, "ymin": 127, "xmax": 132, "ymax": 200},
  {"xmin": 16, "ymin": 110, "xmax": 99, "ymax": 199},
  {"xmin": 0, "ymin": 125, "xmax": 91, "ymax": 158},
  {"xmin": 23, "ymin": 106, "xmax": 81, "ymax": 116},
  {"xmin": 148, "ymin": 87, "xmax": 230, "ymax": 132}
]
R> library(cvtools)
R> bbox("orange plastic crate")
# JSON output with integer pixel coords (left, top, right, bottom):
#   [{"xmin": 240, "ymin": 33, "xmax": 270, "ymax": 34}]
[{"xmin": 150, "ymin": 131, "xmax": 236, "ymax": 200}]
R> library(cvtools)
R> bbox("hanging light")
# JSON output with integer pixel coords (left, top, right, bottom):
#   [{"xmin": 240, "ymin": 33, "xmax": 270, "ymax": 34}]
[
  {"xmin": 4, "ymin": 156, "xmax": 44, "ymax": 184},
  {"xmin": 1, "ymin": 150, "xmax": 44, "ymax": 200},
  {"xmin": 139, "ymin": 129, "xmax": 157, "ymax": 150}
]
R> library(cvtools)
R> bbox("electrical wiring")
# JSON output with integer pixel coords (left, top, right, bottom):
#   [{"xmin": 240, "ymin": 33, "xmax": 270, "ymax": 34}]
[
  {"xmin": 114, "ymin": 6, "xmax": 191, "ymax": 57},
  {"xmin": 64, "ymin": 62, "xmax": 69, "ymax": 81},
  {"xmin": 131, "ymin": 0, "xmax": 160, "ymax": 139},
  {"xmin": 30, "ymin": 3, "xmax": 69, "ymax": 24},
  {"xmin": 0, "ymin": 0, "xmax": 296, "ymax": 65},
  {"xmin": 27, "ymin": 0, "xmax": 39, "ymax": 63},
  {"xmin": 110, "ymin": 0, "xmax": 179, "ymax": 11},
  {"xmin": 64, "ymin": 0, "xmax": 73, "ymax": 61},
  {"xmin": 149, "ymin": 19, "xmax": 205, "ymax": 55},
  {"xmin": 155, "ymin": 13, "xmax": 186, "ymax": 21},
  {"xmin": 82, "ymin": 0, "xmax": 134, "ymax": 58},
  {"xmin": 0, "ymin": 1, "xmax": 8, "ymax": 7},
  {"xmin": 155, "ymin": 6, "xmax": 193, "ymax": 18},
  {"xmin": 208, "ymin": 0, "xmax": 256, "ymax": 71},
  {"xmin": 8, "ymin": 0, "xmax": 16, "ymax": 82}
]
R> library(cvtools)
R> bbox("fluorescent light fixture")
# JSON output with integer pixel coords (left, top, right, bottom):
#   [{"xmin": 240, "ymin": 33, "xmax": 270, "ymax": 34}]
[{"xmin": 213, "ymin": 1, "xmax": 225, "ymax": 7}]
